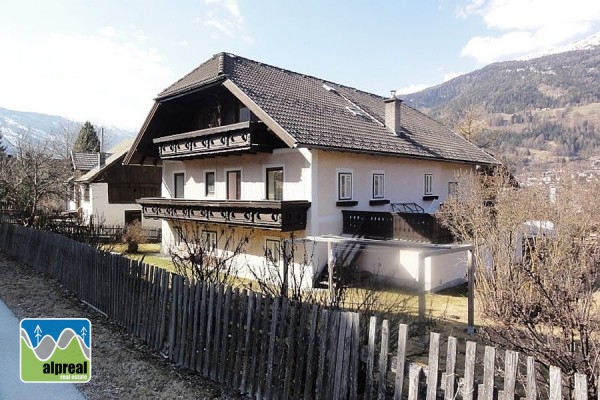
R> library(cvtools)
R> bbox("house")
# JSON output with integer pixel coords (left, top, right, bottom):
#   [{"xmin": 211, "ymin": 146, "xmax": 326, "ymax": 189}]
[
  {"xmin": 124, "ymin": 52, "xmax": 498, "ymax": 291},
  {"xmin": 70, "ymin": 139, "xmax": 162, "ymax": 228}
]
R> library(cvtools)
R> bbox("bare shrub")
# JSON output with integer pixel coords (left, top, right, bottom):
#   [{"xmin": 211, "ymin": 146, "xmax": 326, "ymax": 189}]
[
  {"xmin": 122, "ymin": 220, "xmax": 147, "ymax": 253},
  {"xmin": 439, "ymin": 167, "xmax": 600, "ymax": 396}
]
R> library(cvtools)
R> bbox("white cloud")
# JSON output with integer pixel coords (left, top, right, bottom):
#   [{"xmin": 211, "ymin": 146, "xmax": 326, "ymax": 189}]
[
  {"xmin": 0, "ymin": 31, "xmax": 174, "ymax": 131},
  {"xmin": 458, "ymin": 0, "xmax": 600, "ymax": 62},
  {"xmin": 99, "ymin": 26, "xmax": 118, "ymax": 38},
  {"xmin": 443, "ymin": 71, "xmax": 464, "ymax": 81},
  {"xmin": 199, "ymin": 0, "xmax": 251, "ymax": 42},
  {"xmin": 396, "ymin": 84, "xmax": 431, "ymax": 95}
]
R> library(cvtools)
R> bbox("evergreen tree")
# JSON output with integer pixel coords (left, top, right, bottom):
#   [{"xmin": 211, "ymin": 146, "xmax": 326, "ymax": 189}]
[{"xmin": 73, "ymin": 121, "xmax": 100, "ymax": 153}]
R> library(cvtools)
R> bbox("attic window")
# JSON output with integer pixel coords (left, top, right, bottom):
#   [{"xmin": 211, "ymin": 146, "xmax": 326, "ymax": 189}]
[{"xmin": 346, "ymin": 106, "xmax": 366, "ymax": 117}]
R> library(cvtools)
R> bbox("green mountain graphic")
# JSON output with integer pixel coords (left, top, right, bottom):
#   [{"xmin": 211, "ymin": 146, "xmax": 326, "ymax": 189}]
[{"xmin": 21, "ymin": 336, "xmax": 90, "ymax": 382}]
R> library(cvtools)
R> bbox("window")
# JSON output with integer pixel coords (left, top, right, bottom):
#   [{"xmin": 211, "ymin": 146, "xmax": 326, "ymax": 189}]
[
  {"xmin": 338, "ymin": 172, "xmax": 352, "ymax": 200},
  {"xmin": 266, "ymin": 167, "xmax": 283, "ymax": 200},
  {"xmin": 201, "ymin": 230, "xmax": 217, "ymax": 253},
  {"xmin": 239, "ymin": 106, "xmax": 251, "ymax": 122},
  {"xmin": 124, "ymin": 210, "xmax": 142, "ymax": 225},
  {"xmin": 174, "ymin": 173, "xmax": 185, "ymax": 198},
  {"xmin": 227, "ymin": 170, "xmax": 241, "ymax": 200},
  {"xmin": 424, "ymin": 174, "xmax": 433, "ymax": 195},
  {"xmin": 265, "ymin": 239, "xmax": 281, "ymax": 265},
  {"xmin": 205, "ymin": 171, "xmax": 215, "ymax": 196},
  {"xmin": 83, "ymin": 184, "xmax": 90, "ymax": 202},
  {"xmin": 372, "ymin": 173, "xmax": 384, "ymax": 199},
  {"xmin": 448, "ymin": 182, "xmax": 458, "ymax": 197}
]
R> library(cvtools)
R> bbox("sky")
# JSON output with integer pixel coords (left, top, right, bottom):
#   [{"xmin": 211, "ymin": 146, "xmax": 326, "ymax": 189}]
[{"xmin": 1, "ymin": 0, "xmax": 600, "ymax": 132}]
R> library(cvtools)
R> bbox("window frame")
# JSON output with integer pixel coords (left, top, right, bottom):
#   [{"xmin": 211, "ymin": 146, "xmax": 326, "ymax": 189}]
[
  {"xmin": 266, "ymin": 166, "xmax": 284, "ymax": 201},
  {"xmin": 226, "ymin": 169, "xmax": 242, "ymax": 200},
  {"xmin": 338, "ymin": 172, "xmax": 353, "ymax": 201},
  {"xmin": 204, "ymin": 170, "xmax": 216, "ymax": 197},
  {"xmin": 424, "ymin": 173, "xmax": 433, "ymax": 196},
  {"xmin": 372, "ymin": 172, "xmax": 385, "ymax": 199},
  {"xmin": 265, "ymin": 238, "xmax": 281, "ymax": 265},
  {"xmin": 201, "ymin": 230, "xmax": 217, "ymax": 254},
  {"xmin": 174, "ymin": 172, "xmax": 185, "ymax": 199}
]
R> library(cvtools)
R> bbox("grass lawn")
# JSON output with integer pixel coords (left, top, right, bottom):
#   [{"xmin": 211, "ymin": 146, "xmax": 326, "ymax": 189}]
[{"xmin": 103, "ymin": 242, "xmax": 478, "ymax": 336}]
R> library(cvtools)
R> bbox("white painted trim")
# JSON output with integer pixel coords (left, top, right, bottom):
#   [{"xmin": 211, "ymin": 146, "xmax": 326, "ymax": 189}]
[
  {"xmin": 336, "ymin": 168, "xmax": 353, "ymax": 201},
  {"xmin": 371, "ymin": 169, "xmax": 385, "ymax": 199}
]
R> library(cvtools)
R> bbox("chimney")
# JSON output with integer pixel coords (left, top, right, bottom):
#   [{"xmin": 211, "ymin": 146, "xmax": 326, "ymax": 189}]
[
  {"xmin": 384, "ymin": 91, "xmax": 402, "ymax": 133},
  {"xmin": 98, "ymin": 152, "xmax": 106, "ymax": 168}
]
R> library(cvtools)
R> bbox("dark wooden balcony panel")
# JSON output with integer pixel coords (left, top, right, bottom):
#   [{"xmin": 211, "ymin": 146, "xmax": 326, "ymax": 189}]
[
  {"xmin": 342, "ymin": 210, "xmax": 454, "ymax": 244},
  {"xmin": 154, "ymin": 121, "xmax": 277, "ymax": 159},
  {"xmin": 138, "ymin": 198, "xmax": 311, "ymax": 232}
]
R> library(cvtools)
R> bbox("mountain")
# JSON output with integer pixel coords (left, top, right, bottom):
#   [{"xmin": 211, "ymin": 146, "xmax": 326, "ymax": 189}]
[
  {"xmin": 0, "ymin": 107, "xmax": 135, "ymax": 156},
  {"xmin": 401, "ymin": 33, "xmax": 600, "ymax": 169}
]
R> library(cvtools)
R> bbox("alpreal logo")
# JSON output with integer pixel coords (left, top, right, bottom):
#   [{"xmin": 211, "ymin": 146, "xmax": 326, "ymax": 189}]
[{"xmin": 20, "ymin": 318, "xmax": 91, "ymax": 383}]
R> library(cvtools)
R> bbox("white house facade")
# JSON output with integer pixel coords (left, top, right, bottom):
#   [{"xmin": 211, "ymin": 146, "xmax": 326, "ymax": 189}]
[{"xmin": 125, "ymin": 52, "xmax": 498, "ymax": 291}]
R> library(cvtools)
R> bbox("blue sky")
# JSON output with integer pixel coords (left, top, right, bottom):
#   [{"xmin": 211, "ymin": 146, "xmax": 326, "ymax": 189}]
[{"xmin": 1, "ymin": 0, "xmax": 599, "ymax": 131}]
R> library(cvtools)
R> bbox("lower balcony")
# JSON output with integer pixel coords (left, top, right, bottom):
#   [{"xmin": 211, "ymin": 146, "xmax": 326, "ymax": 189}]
[
  {"xmin": 342, "ymin": 210, "xmax": 454, "ymax": 244},
  {"xmin": 137, "ymin": 198, "xmax": 311, "ymax": 232}
]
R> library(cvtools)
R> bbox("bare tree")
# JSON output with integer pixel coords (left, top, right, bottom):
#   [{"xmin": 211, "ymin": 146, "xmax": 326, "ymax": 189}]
[
  {"xmin": 439, "ymin": 168, "xmax": 600, "ymax": 396},
  {"xmin": 51, "ymin": 119, "xmax": 81, "ymax": 159},
  {"xmin": 445, "ymin": 104, "xmax": 497, "ymax": 148},
  {"xmin": 0, "ymin": 130, "xmax": 71, "ymax": 226},
  {"xmin": 169, "ymin": 222, "xmax": 251, "ymax": 287}
]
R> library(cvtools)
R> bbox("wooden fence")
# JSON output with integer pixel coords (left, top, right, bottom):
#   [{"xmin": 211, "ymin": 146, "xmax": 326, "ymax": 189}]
[{"xmin": 0, "ymin": 224, "xmax": 590, "ymax": 399}]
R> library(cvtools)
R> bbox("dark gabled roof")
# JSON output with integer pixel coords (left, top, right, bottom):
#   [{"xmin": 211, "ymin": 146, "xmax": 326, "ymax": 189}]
[
  {"xmin": 76, "ymin": 139, "xmax": 134, "ymax": 183},
  {"xmin": 145, "ymin": 53, "xmax": 498, "ymax": 165},
  {"xmin": 71, "ymin": 152, "xmax": 99, "ymax": 171}
]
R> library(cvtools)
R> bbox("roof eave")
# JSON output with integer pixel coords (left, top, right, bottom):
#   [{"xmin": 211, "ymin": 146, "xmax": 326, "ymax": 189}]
[{"xmin": 299, "ymin": 144, "xmax": 499, "ymax": 166}]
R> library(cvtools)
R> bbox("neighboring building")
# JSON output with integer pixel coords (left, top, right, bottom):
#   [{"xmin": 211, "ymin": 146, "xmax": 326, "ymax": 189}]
[
  {"xmin": 125, "ymin": 52, "xmax": 498, "ymax": 291},
  {"xmin": 70, "ymin": 139, "xmax": 162, "ymax": 228}
]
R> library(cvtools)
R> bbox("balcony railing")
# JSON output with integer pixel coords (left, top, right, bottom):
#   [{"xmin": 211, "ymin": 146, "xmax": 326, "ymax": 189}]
[
  {"xmin": 342, "ymin": 210, "xmax": 454, "ymax": 244},
  {"xmin": 154, "ymin": 121, "xmax": 277, "ymax": 159},
  {"xmin": 137, "ymin": 198, "xmax": 311, "ymax": 232}
]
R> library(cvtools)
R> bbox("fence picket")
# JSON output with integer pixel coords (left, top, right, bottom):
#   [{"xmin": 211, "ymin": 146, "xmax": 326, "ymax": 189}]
[
  {"xmin": 426, "ymin": 332, "xmax": 441, "ymax": 400},
  {"xmin": 504, "ymin": 350, "xmax": 519, "ymax": 400},
  {"xmin": 464, "ymin": 341, "xmax": 476, "ymax": 400},
  {"xmin": 365, "ymin": 315, "xmax": 377, "ymax": 400},
  {"xmin": 0, "ymin": 225, "xmax": 592, "ymax": 400},
  {"xmin": 482, "ymin": 345, "xmax": 496, "ymax": 400},
  {"xmin": 526, "ymin": 356, "xmax": 537, "ymax": 400},
  {"xmin": 444, "ymin": 336, "xmax": 457, "ymax": 400},
  {"xmin": 394, "ymin": 324, "xmax": 408, "ymax": 400}
]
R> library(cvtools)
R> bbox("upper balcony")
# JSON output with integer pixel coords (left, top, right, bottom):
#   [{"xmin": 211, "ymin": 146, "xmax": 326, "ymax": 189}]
[
  {"xmin": 342, "ymin": 210, "xmax": 454, "ymax": 244},
  {"xmin": 137, "ymin": 198, "xmax": 311, "ymax": 232},
  {"xmin": 154, "ymin": 121, "xmax": 281, "ymax": 160}
]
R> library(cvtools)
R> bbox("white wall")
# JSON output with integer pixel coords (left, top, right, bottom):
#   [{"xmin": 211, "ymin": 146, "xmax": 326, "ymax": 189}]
[
  {"xmin": 355, "ymin": 243, "xmax": 467, "ymax": 292},
  {"xmin": 161, "ymin": 148, "xmax": 311, "ymax": 201},
  {"xmin": 311, "ymin": 150, "xmax": 476, "ymax": 236},
  {"xmin": 80, "ymin": 183, "xmax": 161, "ymax": 228}
]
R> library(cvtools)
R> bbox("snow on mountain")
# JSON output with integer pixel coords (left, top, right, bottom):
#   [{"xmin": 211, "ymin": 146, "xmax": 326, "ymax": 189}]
[
  {"xmin": 0, "ymin": 107, "xmax": 136, "ymax": 155},
  {"xmin": 521, "ymin": 32, "xmax": 600, "ymax": 60}
]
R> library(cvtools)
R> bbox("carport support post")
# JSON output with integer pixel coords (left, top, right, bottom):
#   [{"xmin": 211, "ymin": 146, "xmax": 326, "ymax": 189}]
[
  {"xmin": 467, "ymin": 249, "xmax": 475, "ymax": 335},
  {"xmin": 328, "ymin": 241, "xmax": 334, "ymax": 306},
  {"xmin": 418, "ymin": 254, "xmax": 425, "ymax": 335}
]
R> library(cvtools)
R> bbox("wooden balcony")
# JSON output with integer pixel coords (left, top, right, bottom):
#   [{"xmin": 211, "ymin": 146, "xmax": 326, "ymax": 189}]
[
  {"xmin": 137, "ymin": 198, "xmax": 311, "ymax": 232},
  {"xmin": 154, "ymin": 121, "xmax": 279, "ymax": 160},
  {"xmin": 342, "ymin": 210, "xmax": 454, "ymax": 244}
]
